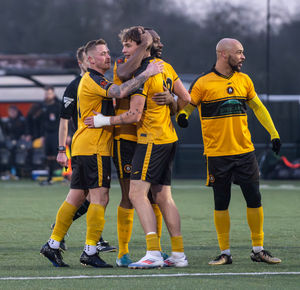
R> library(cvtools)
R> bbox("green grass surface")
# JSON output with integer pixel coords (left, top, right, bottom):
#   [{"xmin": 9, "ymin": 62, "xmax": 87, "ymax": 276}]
[{"xmin": 0, "ymin": 179, "xmax": 300, "ymax": 289}]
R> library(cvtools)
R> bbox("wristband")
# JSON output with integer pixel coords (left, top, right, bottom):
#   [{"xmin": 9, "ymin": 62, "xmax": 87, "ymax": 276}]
[{"xmin": 57, "ymin": 146, "xmax": 66, "ymax": 152}]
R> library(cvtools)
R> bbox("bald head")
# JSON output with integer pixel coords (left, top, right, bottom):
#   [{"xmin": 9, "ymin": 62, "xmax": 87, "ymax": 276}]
[
  {"xmin": 216, "ymin": 38, "xmax": 243, "ymax": 58},
  {"xmin": 215, "ymin": 38, "xmax": 245, "ymax": 74}
]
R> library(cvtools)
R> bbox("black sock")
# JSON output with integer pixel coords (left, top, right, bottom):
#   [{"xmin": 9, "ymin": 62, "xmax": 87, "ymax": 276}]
[{"xmin": 73, "ymin": 199, "xmax": 90, "ymax": 221}]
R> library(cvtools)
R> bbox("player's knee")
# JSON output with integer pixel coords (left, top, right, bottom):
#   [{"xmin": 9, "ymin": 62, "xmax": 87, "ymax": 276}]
[
  {"xmin": 240, "ymin": 182, "xmax": 261, "ymax": 208},
  {"xmin": 213, "ymin": 185, "xmax": 230, "ymax": 210},
  {"xmin": 128, "ymin": 190, "xmax": 138, "ymax": 205},
  {"xmin": 214, "ymin": 198, "xmax": 230, "ymax": 210},
  {"xmin": 120, "ymin": 194, "xmax": 133, "ymax": 208}
]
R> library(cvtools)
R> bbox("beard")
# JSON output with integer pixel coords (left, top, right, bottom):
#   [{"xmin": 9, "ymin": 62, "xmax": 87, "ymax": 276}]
[
  {"xmin": 151, "ymin": 46, "xmax": 161, "ymax": 58},
  {"xmin": 228, "ymin": 56, "xmax": 241, "ymax": 72}
]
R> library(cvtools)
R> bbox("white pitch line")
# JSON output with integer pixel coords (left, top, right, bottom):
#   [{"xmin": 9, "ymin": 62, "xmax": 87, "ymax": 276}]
[
  {"xmin": 113, "ymin": 184, "xmax": 300, "ymax": 190},
  {"xmin": 1, "ymin": 272, "xmax": 300, "ymax": 281}
]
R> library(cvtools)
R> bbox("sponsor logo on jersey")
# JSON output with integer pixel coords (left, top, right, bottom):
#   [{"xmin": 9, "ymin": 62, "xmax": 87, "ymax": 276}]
[
  {"xmin": 220, "ymin": 99, "xmax": 244, "ymax": 115},
  {"xmin": 63, "ymin": 96, "xmax": 74, "ymax": 108}
]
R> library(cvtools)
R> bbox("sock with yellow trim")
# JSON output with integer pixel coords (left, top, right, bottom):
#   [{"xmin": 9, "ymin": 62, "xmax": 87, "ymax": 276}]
[
  {"xmin": 146, "ymin": 233, "xmax": 160, "ymax": 252},
  {"xmin": 152, "ymin": 204, "xmax": 163, "ymax": 252},
  {"xmin": 247, "ymin": 206, "xmax": 264, "ymax": 247},
  {"xmin": 214, "ymin": 209, "xmax": 230, "ymax": 251},
  {"xmin": 171, "ymin": 236, "xmax": 184, "ymax": 253},
  {"xmin": 50, "ymin": 201, "xmax": 78, "ymax": 243},
  {"xmin": 117, "ymin": 206, "xmax": 134, "ymax": 259},
  {"xmin": 85, "ymin": 203, "xmax": 105, "ymax": 247}
]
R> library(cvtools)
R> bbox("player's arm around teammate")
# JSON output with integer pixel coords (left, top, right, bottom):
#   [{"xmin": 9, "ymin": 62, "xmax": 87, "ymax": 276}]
[{"xmin": 84, "ymin": 29, "xmax": 191, "ymax": 269}]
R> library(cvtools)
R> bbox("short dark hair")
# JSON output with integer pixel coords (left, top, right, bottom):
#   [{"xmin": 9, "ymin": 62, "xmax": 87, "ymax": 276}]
[
  {"xmin": 119, "ymin": 26, "xmax": 143, "ymax": 44},
  {"xmin": 84, "ymin": 39, "xmax": 107, "ymax": 55},
  {"xmin": 44, "ymin": 85, "xmax": 54, "ymax": 91},
  {"xmin": 76, "ymin": 46, "xmax": 85, "ymax": 62}
]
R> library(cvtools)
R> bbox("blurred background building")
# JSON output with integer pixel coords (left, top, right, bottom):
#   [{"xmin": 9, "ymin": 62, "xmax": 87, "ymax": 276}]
[{"xmin": 0, "ymin": 0, "xmax": 299, "ymax": 180}]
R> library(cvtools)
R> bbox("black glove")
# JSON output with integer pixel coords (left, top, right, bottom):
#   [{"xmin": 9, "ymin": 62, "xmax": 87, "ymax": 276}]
[
  {"xmin": 177, "ymin": 113, "xmax": 189, "ymax": 128},
  {"xmin": 271, "ymin": 138, "xmax": 281, "ymax": 155}
]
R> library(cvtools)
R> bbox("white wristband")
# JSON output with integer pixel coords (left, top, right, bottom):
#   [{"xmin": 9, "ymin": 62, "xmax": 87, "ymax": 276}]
[{"xmin": 93, "ymin": 114, "xmax": 111, "ymax": 128}]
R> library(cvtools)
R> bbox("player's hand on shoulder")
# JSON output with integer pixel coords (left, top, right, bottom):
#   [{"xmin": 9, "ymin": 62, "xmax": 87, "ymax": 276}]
[{"xmin": 146, "ymin": 60, "xmax": 164, "ymax": 77}]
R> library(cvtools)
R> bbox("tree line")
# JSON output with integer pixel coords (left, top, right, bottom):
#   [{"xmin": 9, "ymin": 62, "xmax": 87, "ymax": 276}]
[{"xmin": 0, "ymin": 0, "xmax": 299, "ymax": 94}]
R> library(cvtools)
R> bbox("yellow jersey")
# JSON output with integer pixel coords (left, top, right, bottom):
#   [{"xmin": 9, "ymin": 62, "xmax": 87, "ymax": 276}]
[
  {"xmin": 71, "ymin": 68, "xmax": 114, "ymax": 156},
  {"xmin": 189, "ymin": 67, "xmax": 256, "ymax": 157},
  {"xmin": 113, "ymin": 57, "xmax": 137, "ymax": 142},
  {"xmin": 132, "ymin": 57, "xmax": 178, "ymax": 145}
]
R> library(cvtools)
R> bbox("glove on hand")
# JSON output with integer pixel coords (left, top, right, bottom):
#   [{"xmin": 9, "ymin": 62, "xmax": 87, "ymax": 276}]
[
  {"xmin": 177, "ymin": 113, "xmax": 189, "ymax": 128},
  {"xmin": 271, "ymin": 138, "xmax": 281, "ymax": 155}
]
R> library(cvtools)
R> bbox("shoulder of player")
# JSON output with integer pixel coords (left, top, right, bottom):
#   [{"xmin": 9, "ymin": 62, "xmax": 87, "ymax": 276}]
[
  {"xmin": 83, "ymin": 70, "xmax": 111, "ymax": 89},
  {"xmin": 159, "ymin": 59, "xmax": 173, "ymax": 70},
  {"xmin": 66, "ymin": 75, "xmax": 82, "ymax": 90},
  {"xmin": 235, "ymin": 71, "xmax": 252, "ymax": 81},
  {"xmin": 133, "ymin": 56, "xmax": 163, "ymax": 77},
  {"xmin": 189, "ymin": 70, "xmax": 212, "ymax": 90}
]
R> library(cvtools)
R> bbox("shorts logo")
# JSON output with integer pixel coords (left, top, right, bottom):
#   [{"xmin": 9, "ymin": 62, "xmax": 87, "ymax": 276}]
[
  {"xmin": 209, "ymin": 174, "xmax": 215, "ymax": 183},
  {"xmin": 227, "ymin": 86, "xmax": 234, "ymax": 94},
  {"xmin": 124, "ymin": 164, "xmax": 132, "ymax": 173}
]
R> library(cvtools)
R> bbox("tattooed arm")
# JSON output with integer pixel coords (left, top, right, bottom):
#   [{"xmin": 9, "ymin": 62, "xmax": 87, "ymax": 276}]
[
  {"xmin": 84, "ymin": 95, "xmax": 145, "ymax": 128},
  {"xmin": 108, "ymin": 61, "xmax": 163, "ymax": 99},
  {"xmin": 110, "ymin": 95, "xmax": 145, "ymax": 125}
]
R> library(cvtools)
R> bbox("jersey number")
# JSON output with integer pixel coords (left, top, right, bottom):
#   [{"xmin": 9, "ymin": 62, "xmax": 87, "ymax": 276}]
[{"xmin": 163, "ymin": 78, "xmax": 173, "ymax": 93}]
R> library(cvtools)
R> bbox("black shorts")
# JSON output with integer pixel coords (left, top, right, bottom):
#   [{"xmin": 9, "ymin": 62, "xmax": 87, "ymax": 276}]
[
  {"xmin": 70, "ymin": 154, "xmax": 111, "ymax": 189},
  {"xmin": 113, "ymin": 139, "xmax": 136, "ymax": 179},
  {"xmin": 131, "ymin": 142, "xmax": 177, "ymax": 185},
  {"xmin": 206, "ymin": 151, "xmax": 259, "ymax": 186},
  {"xmin": 45, "ymin": 132, "xmax": 58, "ymax": 156}
]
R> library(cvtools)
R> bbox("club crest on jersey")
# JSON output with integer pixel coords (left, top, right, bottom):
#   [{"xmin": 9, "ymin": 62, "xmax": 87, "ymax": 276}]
[
  {"xmin": 209, "ymin": 174, "xmax": 215, "ymax": 183},
  {"xmin": 227, "ymin": 86, "xmax": 234, "ymax": 94},
  {"xmin": 124, "ymin": 164, "xmax": 132, "ymax": 173},
  {"xmin": 100, "ymin": 80, "xmax": 108, "ymax": 88},
  {"xmin": 117, "ymin": 58, "xmax": 125, "ymax": 64}
]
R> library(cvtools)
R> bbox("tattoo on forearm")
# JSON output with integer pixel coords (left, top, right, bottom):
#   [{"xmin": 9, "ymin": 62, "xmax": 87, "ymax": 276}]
[
  {"xmin": 110, "ymin": 85, "xmax": 121, "ymax": 98},
  {"xmin": 119, "ymin": 74, "xmax": 147, "ymax": 96},
  {"xmin": 111, "ymin": 108, "xmax": 143, "ymax": 125}
]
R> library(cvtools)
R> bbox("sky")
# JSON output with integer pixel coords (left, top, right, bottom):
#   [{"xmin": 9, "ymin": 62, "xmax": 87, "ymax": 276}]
[{"xmin": 169, "ymin": 0, "xmax": 300, "ymax": 31}]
